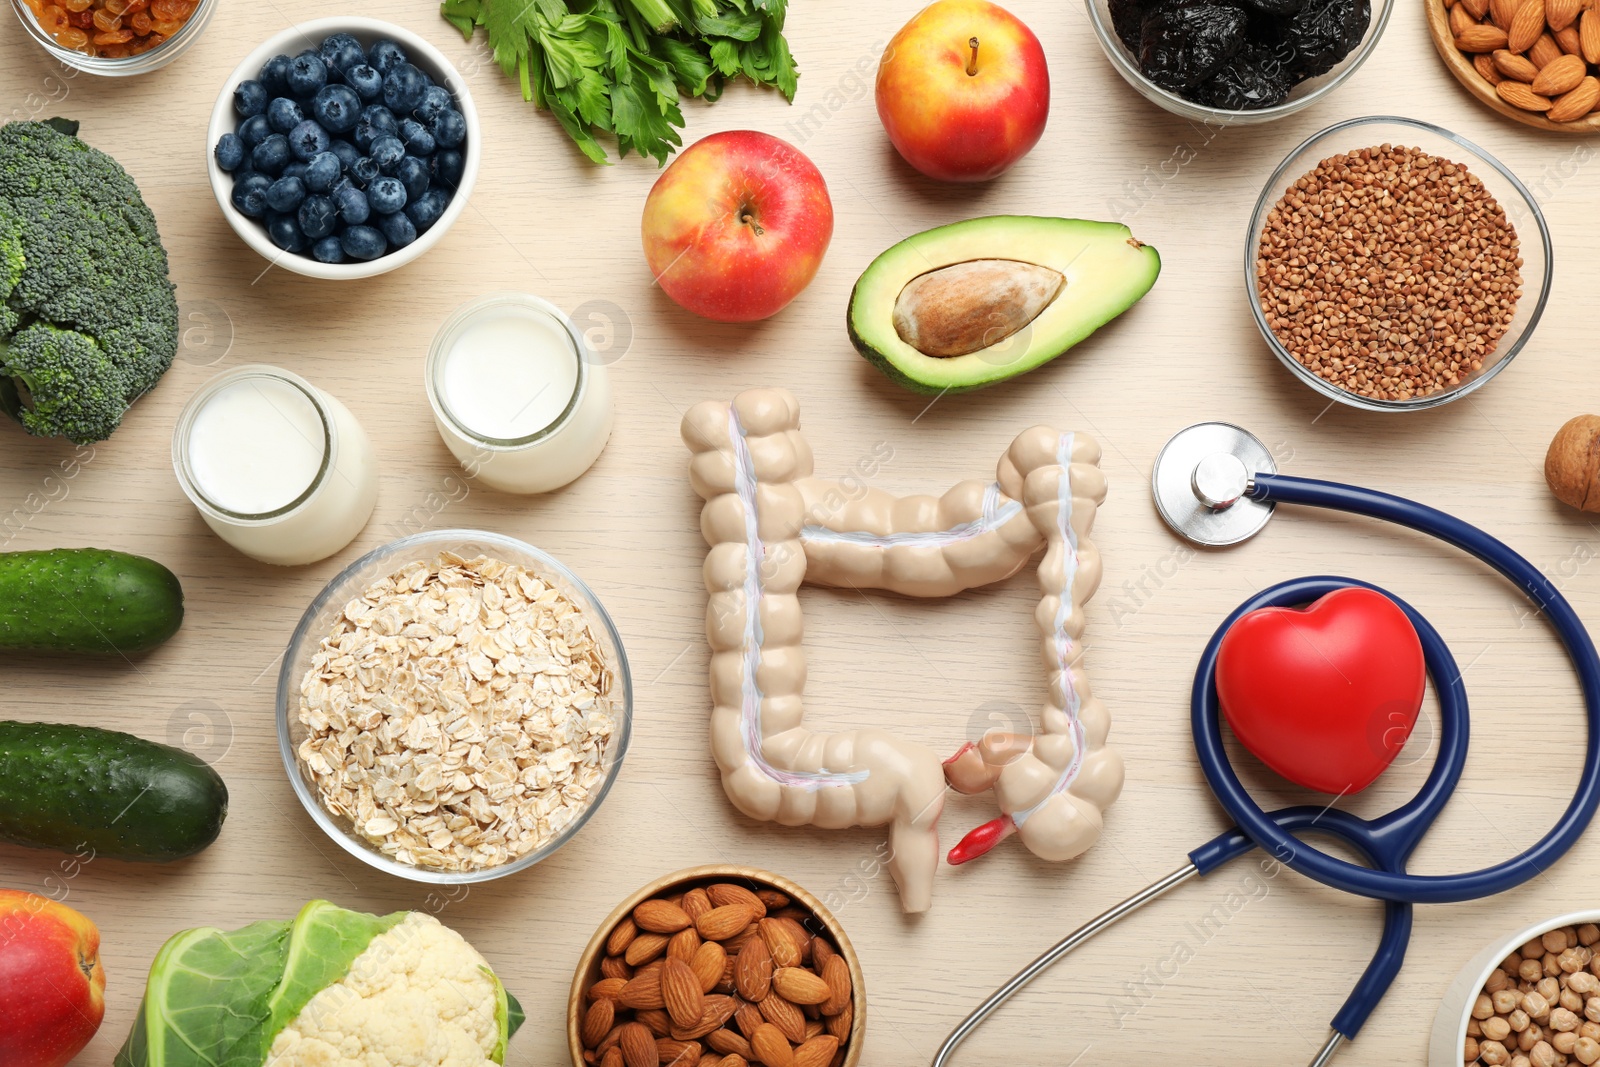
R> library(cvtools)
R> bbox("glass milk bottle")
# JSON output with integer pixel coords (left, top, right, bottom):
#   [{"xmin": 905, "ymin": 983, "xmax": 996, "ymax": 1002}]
[
  {"xmin": 425, "ymin": 293, "xmax": 614, "ymax": 494},
  {"xmin": 172, "ymin": 366, "xmax": 378, "ymax": 566}
]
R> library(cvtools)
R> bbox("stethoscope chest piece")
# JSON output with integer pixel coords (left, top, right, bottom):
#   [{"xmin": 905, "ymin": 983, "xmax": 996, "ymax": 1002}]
[{"xmin": 1152, "ymin": 421, "xmax": 1278, "ymax": 547}]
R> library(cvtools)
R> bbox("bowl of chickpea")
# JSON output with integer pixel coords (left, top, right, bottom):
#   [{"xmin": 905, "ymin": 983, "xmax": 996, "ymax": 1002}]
[
  {"xmin": 9, "ymin": 0, "xmax": 215, "ymax": 74},
  {"xmin": 1430, "ymin": 911, "xmax": 1600, "ymax": 1066}
]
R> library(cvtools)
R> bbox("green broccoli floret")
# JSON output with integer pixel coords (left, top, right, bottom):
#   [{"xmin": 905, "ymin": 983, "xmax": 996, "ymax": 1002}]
[{"xmin": 0, "ymin": 118, "xmax": 179, "ymax": 444}]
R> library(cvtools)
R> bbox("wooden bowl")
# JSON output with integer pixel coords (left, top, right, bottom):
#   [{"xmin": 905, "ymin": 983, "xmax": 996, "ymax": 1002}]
[
  {"xmin": 568, "ymin": 865, "xmax": 868, "ymax": 1067},
  {"xmin": 1425, "ymin": 0, "xmax": 1600, "ymax": 133}
]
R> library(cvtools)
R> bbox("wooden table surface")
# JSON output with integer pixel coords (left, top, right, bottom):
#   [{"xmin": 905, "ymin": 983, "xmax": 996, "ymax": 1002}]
[{"xmin": 5, "ymin": 0, "xmax": 1600, "ymax": 1063}]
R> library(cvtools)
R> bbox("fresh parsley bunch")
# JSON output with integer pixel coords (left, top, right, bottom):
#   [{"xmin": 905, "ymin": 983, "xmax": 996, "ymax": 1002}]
[{"xmin": 441, "ymin": 0, "xmax": 798, "ymax": 164}]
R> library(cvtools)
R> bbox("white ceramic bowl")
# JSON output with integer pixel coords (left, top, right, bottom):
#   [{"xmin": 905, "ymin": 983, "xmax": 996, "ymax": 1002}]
[
  {"xmin": 1428, "ymin": 909, "xmax": 1600, "ymax": 1065},
  {"xmin": 206, "ymin": 16, "xmax": 480, "ymax": 280}
]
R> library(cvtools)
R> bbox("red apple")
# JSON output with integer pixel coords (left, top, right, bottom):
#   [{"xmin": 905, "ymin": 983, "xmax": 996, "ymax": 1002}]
[
  {"xmin": 641, "ymin": 130, "xmax": 833, "ymax": 322},
  {"xmin": 876, "ymin": 0, "xmax": 1051, "ymax": 182},
  {"xmin": 0, "ymin": 891, "xmax": 105, "ymax": 1067}
]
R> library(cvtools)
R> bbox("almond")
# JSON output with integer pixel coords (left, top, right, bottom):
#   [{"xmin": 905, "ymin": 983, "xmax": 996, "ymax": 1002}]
[
  {"xmin": 668, "ymin": 927, "xmax": 703, "ymax": 963},
  {"xmin": 602, "ymin": 956, "xmax": 634, "ymax": 981},
  {"xmin": 1532, "ymin": 50, "xmax": 1587, "ymax": 91},
  {"xmin": 819, "ymin": 957, "xmax": 851, "ymax": 1016},
  {"xmin": 804, "ymin": 1019, "xmax": 824, "ymax": 1040},
  {"xmin": 1491, "ymin": 0, "xmax": 1519, "ymax": 28},
  {"xmin": 707, "ymin": 883, "xmax": 769, "ymax": 919},
  {"xmin": 1583, "ymin": 8, "xmax": 1600, "ymax": 61},
  {"xmin": 1463, "ymin": 0, "xmax": 1492, "ymax": 16},
  {"xmin": 636, "ymin": 900, "xmax": 694, "ymax": 934},
  {"xmin": 707, "ymin": 1029, "xmax": 754, "ymax": 1058},
  {"xmin": 759, "ymin": 993, "xmax": 808, "ymax": 1045},
  {"xmin": 584, "ymin": 998, "xmax": 617, "ymax": 1049},
  {"xmin": 608, "ymin": 917, "xmax": 640, "ymax": 957},
  {"xmin": 620, "ymin": 969, "xmax": 667, "ymax": 1010},
  {"xmin": 1451, "ymin": 1, "xmax": 1478, "ymax": 32},
  {"xmin": 776, "ymin": 918, "xmax": 813, "ymax": 963},
  {"xmin": 696, "ymin": 904, "xmax": 756, "ymax": 942},
  {"xmin": 755, "ymin": 889, "xmax": 790, "ymax": 911},
  {"xmin": 772, "ymin": 968, "xmax": 831, "ymax": 1006},
  {"xmin": 662, "ymin": 957, "xmax": 706, "ymax": 1029},
  {"xmin": 717, "ymin": 955, "xmax": 738, "ymax": 995},
  {"xmin": 1493, "ymin": 47, "xmax": 1541, "ymax": 78},
  {"xmin": 735, "ymin": 937, "xmax": 774, "ymax": 1002},
  {"xmin": 681, "ymin": 888, "xmax": 714, "ymax": 922},
  {"xmin": 759, "ymin": 919, "xmax": 804, "ymax": 969},
  {"xmin": 823, "ymin": 1000, "xmax": 852, "ymax": 1042},
  {"xmin": 1510, "ymin": 0, "xmax": 1547, "ymax": 50},
  {"xmin": 655, "ymin": 1038, "xmax": 701, "ymax": 1066},
  {"xmin": 1550, "ymin": 0, "xmax": 1584, "ymax": 30},
  {"xmin": 721, "ymin": 924, "xmax": 761, "ymax": 955},
  {"xmin": 1531, "ymin": 30, "xmax": 1566, "ymax": 65},
  {"xmin": 1559, "ymin": 23, "xmax": 1585, "ymax": 52},
  {"xmin": 620, "ymin": 1023, "xmax": 658, "ymax": 1067},
  {"xmin": 1547, "ymin": 73, "xmax": 1600, "ymax": 117},
  {"xmin": 792, "ymin": 1036, "xmax": 840, "ymax": 1067},
  {"xmin": 670, "ymin": 994, "xmax": 740, "ymax": 1040},
  {"xmin": 638, "ymin": 1009, "xmax": 672, "ymax": 1037},
  {"xmin": 591, "ymin": 977, "xmax": 630, "ymax": 1001},
  {"xmin": 718, "ymin": 1057, "xmax": 749, "ymax": 1067},
  {"xmin": 749, "ymin": 1024, "xmax": 794, "ymax": 1067},
  {"xmin": 691, "ymin": 941, "xmax": 727, "ymax": 994},
  {"xmin": 627, "ymin": 933, "xmax": 672, "ymax": 967},
  {"xmin": 1498, "ymin": 78, "xmax": 1556, "ymax": 107},
  {"xmin": 1458, "ymin": 22, "xmax": 1511, "ymax": 49},
  {"xmin": 735, "ymin": 1001, "xmax": 765, "ymax": 1040},
  {"xmin": 598, "ymin": 1025, "xmax": 628, "ymax": 1056},
  {"xmin": 810, "ymin": 939, "xmax": 836, "ymax": 972},
  {"xmin": 601, "ymin": 1048, "xmax": 625, "ymax": 1067}
]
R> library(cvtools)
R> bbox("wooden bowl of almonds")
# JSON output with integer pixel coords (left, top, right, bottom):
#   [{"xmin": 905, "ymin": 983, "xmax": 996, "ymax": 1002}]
[
  {"xmin": 1427, "ymin": 0, "xmax": 1600, "ymax": 132},
  {"xmin": 569, "ymin": 865, "xmax": 867, "ymax": 1067}
]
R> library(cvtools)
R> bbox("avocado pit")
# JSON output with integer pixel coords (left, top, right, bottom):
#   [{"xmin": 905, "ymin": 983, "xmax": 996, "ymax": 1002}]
[{"xmin": 892, "ymin": 258, "xmax": 1065, "ymax": 358}]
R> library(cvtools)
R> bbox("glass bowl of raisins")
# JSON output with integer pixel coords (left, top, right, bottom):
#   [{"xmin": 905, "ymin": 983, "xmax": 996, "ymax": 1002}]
[
  {"xmin": 9, "ymin": 0, "xmax": 215, "ymax": 74},
  {"xmin": 1087, "ymin": 0, "xmax": 1394, "ymax": 122}
]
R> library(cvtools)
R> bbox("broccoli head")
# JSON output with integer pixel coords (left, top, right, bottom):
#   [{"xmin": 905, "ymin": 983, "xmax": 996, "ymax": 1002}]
[{"xmin": 0, "ymin": 118, "xmax": 179, "ymax": 444}]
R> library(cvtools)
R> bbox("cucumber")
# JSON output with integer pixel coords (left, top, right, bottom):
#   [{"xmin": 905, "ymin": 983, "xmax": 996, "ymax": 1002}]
[
  {"xmin": 0, "ymin": 548, "xmax": 183, "ymax": 653},
  {"xmin": 0, "ymin": 721, "xmax": 227, "ymax": 861}
]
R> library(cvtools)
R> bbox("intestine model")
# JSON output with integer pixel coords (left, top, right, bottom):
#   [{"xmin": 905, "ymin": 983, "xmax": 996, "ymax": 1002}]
[{"xmin": 683, "ymin": 387, "xmax": 1123, "ymax": 912}]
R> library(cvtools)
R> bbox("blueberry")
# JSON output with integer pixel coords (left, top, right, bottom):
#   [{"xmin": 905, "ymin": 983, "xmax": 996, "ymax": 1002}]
[
  {"xmin": 230, "ymin": 172, "xmax": 271, "ymax": 217},
  {"xmin": 353, "ymin": 105, "xmax": 397, "ymax": 152},
  {"xmin": 266, "ymin": 96, "xmax": 303, "ymax": 133},
  {"xmin": 367, "ymin": 175, "xmax": 407, "ymax": 214},
  {"xmin": 312, "ymin": 84, "xmax": 361, "ymax": 134},
  {"xmin": 382, "ymin": 64, "xmax": 429, "ymax": 115},
  {"xmin": 395, "ymin": 155, "xmax": 431, "ymax": 201},
  {"xmin": 287, "ymin": 52, "xmax": 328, "ymax": 97},
  {"xmin": 258, "ymin": 54, "xmax": 293, "ymax": 95},
  {"xmin": 413, "ymin": 84, "xmax": 453, "ymax": 124},
  {"xmin": 251, "ymin": 133, "xmax": 291, "ymax": 175},
  {"xmin": 327, "ymin": 138, "xmax": 361, "ymax": 171},
  {"xmin": 369, "ymin": 135, "xmax": 406, "ymax": 176},
  {"xmin": 312, "ymin": 236, "xmax": 347, "ymax": 263},
  {"xmin": 288, "ymin": 119, "xmax": 331, "ymax": 161},
  {"xmin": 333, "ymin": 182, "xmax": 370, "ymax": 225},
  {"xmin": 341, "ymin": 224, "xmax": 388, "ymax": 260},
  {"xmin": 214, "ymin": 132, "xmax": 245, "ymax": 171},
  {"xmin": 429, "ymin": 108, "xmax": 466, "ymax": 150},
  {"xmin": 266, "ymin": 211, "xmax": 308, "ymax": 253},
  {"xmin": 344, "ymin": 63, "xmax": 383, "ymax": 102},
  {"xmin": 319, "ymin": 32, "xmax": 365, "ymax": 74},
  {"xmin": 350, "ymin": 156, "xmax": 380, "ymax": 186},
  {"xmin": 282, "ymin": 161, "xmax": 309, "ymax": 181},
  {"xmin": 378, "ymin": 210, "xmax": 417, "ymax": 249},
  {"xmin": 238, "ymin": 114, "xmax": 271, "ymax": 149},
  {"xmin": 305, "ymin": 150, "xmax": 342, "ymax": 193},
  {"xmin": 233, "ymin": 79, "xmax": 268, "ymax": 117},
  {"xmin": 397, "ymin": 118, "xmax": 435, "ymax": 157},
  {"xmin": 405, "ymin": 188, "xmax": 449, "ymax": 232},
  {"xmin": 367, "ymin": 39, "xmax": 406, "ymax": 75},
  {"xmin": 298, "ymin": 195, "xmax": 338, "ymax": 240},
  {"xmin": 264, "ymin": 175, "xmax": 306, "ymax": 213},
  {"xmin": 431, "ymin": 148, "xmax": 464, "ymax": 189}
]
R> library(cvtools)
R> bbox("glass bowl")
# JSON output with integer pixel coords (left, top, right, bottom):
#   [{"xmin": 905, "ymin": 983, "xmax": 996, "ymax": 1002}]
[
  {"xmin": 1245, "ymin": 115, "xmax": 1552, "ymax": 413},
  {"xmin": 9, "ymin": 0, "xmax": 217, "ymax": 75},
  {"xmin": 1085, "ymin": 0, "xmax": 1395, "ymax": 124},
  {"xmin": 275, "ymin": 529, "xmax": 633, "ymax": 884}
]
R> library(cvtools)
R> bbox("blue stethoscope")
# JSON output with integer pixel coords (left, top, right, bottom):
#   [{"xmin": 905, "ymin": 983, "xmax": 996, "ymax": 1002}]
[{"xmin": 932, "ymin": 422, "xmax": 1600, "ymax": 1067}]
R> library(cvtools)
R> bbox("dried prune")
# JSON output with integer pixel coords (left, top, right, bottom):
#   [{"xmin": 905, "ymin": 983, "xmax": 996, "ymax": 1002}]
[
  {"xmin": 1278, "ymin": 0, "xmax": 1370, "ymax": 76},
  {"xmin": 1236, "ymin": 0, "xmax": 1306, "ymax": 16},
  {"xmin": 1139, "ymin": 0, "xmax": 1250, "ymax": 91},
  {"xmin": 1111, "ymin": 0, "xmax": 1148, "ymax": 52},
  {"xmin": 1193, "ymin": 44, "xmax": 1293, "ymax": 108}
]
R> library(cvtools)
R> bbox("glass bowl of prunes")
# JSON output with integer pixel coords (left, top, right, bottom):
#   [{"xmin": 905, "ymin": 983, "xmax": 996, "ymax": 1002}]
[{"xmin": 1087, "ymin": 0, "xmax": 1394, "ymax": 122}]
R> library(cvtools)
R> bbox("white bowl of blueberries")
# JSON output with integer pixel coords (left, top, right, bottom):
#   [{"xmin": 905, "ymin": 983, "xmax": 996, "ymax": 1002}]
[{"xmin": 207, "ymin": 17, "xmax": 479, "ymax": 279}]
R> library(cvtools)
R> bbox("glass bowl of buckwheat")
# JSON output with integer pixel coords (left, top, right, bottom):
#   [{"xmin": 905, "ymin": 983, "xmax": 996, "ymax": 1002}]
[
  {"xmin": 1246, "ymin": 115, "xmax": 1553, "ymax": 412},
  {"xmin": 276, "ymin": 529, "xmax": 633, "ymax": 884}
]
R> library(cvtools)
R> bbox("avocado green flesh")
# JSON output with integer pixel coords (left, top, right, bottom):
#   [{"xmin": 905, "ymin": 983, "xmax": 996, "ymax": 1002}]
[{"xmin": 849, "ymin": 216, "xmax": 1162, "ymax": 394}]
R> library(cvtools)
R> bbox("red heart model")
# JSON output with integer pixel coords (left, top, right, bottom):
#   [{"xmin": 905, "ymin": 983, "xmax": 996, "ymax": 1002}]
[{"xmin": 1216, "ymin": 587, "xmax": 1426, "ymax": 795}]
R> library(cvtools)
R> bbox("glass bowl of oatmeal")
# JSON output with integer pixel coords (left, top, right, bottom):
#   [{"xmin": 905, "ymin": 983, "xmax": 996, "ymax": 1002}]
[
  {"xmin": 1246, "ymin": 116, "xmax": 1552, "ymax": 412},
  {"xmin": 275, "ymin": 529, "xmax": 633, "ymax": 884}
]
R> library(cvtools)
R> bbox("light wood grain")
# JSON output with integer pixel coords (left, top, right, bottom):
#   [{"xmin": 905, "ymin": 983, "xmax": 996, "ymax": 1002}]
[{"xmin": 6, "ymin": 1, "xmax": 1600, "ymax": 1065}]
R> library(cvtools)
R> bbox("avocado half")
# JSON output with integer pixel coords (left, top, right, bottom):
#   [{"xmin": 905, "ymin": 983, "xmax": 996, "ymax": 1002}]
[{"xmin": 847, "ymin": 216, "xmax": 1161, "ymax": 394}]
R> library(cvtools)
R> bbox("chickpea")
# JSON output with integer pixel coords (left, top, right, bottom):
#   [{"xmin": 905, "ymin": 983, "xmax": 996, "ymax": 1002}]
[
  {"xmin": 1528, "ymin": 961, "xmax": 1553, "ymax": 983},
  {"xmin": 1526, "ymin": 992, "xmax": 1553, "ymax": 1020},
  {"xmin": 1531, "ymin": 1039, "xmax": 1560, "ymax": 1067},
  {"xmin": 1514, "ymin": 1010, "xmax": 1534, "ymax": 1032},
  {"xmin": 1557, "ymin": 1032, "xmax": 1580, "ymax": 1055},
  {"xmin": 1548, "ymin": 932, "xmax": 1573, "ymax": 955},
  {"xmin": 1512, "ymin": 1055, "xmax": 1532, "ymax": 1067},
  {"xmin": 1546, "ymin": 954, "xmax": 1565, "ymax": 978},
  {"xmin": 1577, "ymin": 1036, "xmax": 1600, "ymax": 1066},
  {"xmin": 1584, "ymin": 1022, "xmax": 1600, "ymax": 1041},
  {"xmin": 1587, "ymin": 996, "xmax": 1600, "ymax": 1023},
  {"xmin": 1522, "ymin": 1025, "xmax": 1545, "ymax": 1053},
  {"xmin": 1554, "ymin": 1008, "xmax": 1582, "ymax": 1033},
  {"xmin": 1542, "ymin": 978, "xmax": 1564, "ymax": 1003},
  {"xmin": 1502, "ymin": 990, "xmax": 1532, "ymax": 1013},
  {"xmin": 1565, "ymin": 949, "xmax": 1595, "ymax": 974},
  {"xmin": 1510, "ymin": 953, "xmax": 1528, "ymax": 973},
  {"xmin": 1467, "ymin": 1036, "xmax": 1482, "ymax": 1061},
  {"xmin": 1487, "ymin": 1017, "xmax": 1516, "ymax": 1042},
  {"xmin": 1579, "ymin": 926, "xmax": 1600, "ymax": 948},
  {"xmin": 1571, "ymin": 974, "xmax": 1600, "ymax": 995},
  {"xmin": 1480, "ymin": 994, "xmax": 1501, "ymax": 1020},
  {"xmin": 1566, "ymin": 990, "xmax": 1586, "ymax": 1013},
  {"xmin": 1529, "ymin": 939, "xmax": 1550, "ymax": 959},
  {"xmin": 1482, "ymin": 1039, "xmax": 1511, "ymax": 1065},
  {"xmin": 1492, "ymin": 970, "xmax": 1513, "ymax": 993},
  {"xmin": 1471, "ymin": 1018, "xmax": 1485, "ymax": 1037}
]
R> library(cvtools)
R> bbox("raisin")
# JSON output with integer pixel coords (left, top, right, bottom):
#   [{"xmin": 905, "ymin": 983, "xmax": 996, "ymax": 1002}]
[
  {"xmin": 1193, "ymin": 44, "xmax": 1294, "ymax": 108},
  {"xmin": 1278, "ymin": 0, "xmax": 1371, "ymax": 77},
  {"xmin": 1139, "ymin": 0, "xmax": 1250, "ymax": 90}
]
